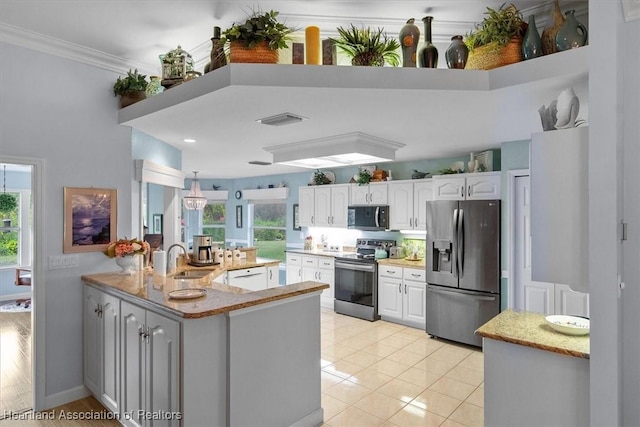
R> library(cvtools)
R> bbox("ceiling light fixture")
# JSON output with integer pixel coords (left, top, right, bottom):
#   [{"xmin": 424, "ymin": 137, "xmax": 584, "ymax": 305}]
[
  {"xmin": 183, "ymin": 138, "xmax": 196, "ymax": 143},
  {"xmin": 264, "ymin": 132, "xmax": 405, "ymax": 169},
  {"xmin": 183, "ymin": 171, "xmax": 207, "ymax": 210},
  {"xmin": 256, "ymin": 112, "xmax": 308, "ymax": 126}
]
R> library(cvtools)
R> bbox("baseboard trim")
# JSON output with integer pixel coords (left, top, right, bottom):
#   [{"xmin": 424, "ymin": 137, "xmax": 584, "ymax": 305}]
[
  {"xmin": 290, "ymin": 408, "xmax": 324, "ymax": 427},
  {"xmin": 0, "ymin": 292, "xmax": 31, "ymax": 302},
  {"xmin": 44, "ymin": 385, "xmax": 90, "ymax": 410}
]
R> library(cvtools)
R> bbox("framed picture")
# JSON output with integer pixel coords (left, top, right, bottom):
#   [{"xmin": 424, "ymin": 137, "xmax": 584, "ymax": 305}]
[
  {"xmin": 63, "ymin": 187, "xmax": 117, "ymax": 253},
  {"xmin": 293, "ymin": 204, "xmax": 301, "ymax": 231},
  {"xmin": 153, "ymin": 214, "xmax": 163, "ymax": 234},
  {"xmin": 236, "ymin": 205, "xmax": 243, "ymax": 228},
  {"xmin": 472, "ymin": 150, "xmax": 494, "ymax": 172}
]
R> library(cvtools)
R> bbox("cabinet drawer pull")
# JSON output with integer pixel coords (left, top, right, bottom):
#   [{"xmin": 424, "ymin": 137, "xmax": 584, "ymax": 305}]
[
  {"xmin": 398, "ymin": 283, "xmax": 401, "ymax": 293},
  {"xmin": 387, "ymin": 270, "xmax": 396, "ymax": 274},
  {"xmin": 404, "ymin": 284, "xmax": 407, "ymax": 294},
  {"xmin": 411, "ymin": 273, "xmax": 421, "ymax": 278}
]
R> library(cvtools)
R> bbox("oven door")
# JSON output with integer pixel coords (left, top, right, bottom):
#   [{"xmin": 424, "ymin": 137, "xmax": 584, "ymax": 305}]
[{"xmin": 334, "ymin": 260, "xmax": 377, "ymax": 307}]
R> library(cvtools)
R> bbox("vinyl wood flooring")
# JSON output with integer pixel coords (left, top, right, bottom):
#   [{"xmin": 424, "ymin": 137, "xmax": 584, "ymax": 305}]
[{"xmin": 0, "ymin": 311, "xmax": 32, "ymax": 416}]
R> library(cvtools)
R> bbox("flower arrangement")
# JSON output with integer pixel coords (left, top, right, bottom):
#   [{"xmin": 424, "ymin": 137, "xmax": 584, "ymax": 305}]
[{"xmin": 103, "ymin": 237, "xmax": 149, "ymax": 258}]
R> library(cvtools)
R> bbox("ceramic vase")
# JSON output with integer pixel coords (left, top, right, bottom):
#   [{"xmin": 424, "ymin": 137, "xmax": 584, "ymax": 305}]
[
  {"xmin": 115, "ymin": 256, "xmax": 140, "ymax": 274},
  {"xmin": 399, "ymin": 18, "xmax": 420, "ymax": 67},
  {"xmin": 541, "ymin": 0, "xmax": 565, "ymax": 55},
  {"xmin": 555, "ymin": 10, "xmax": 588, "ymax": 51},
  {"xmin": 522, "ymin": 15, "xmax": 543, "ymax": 60},
  {"xmin": 205, "ymin": 26, "xmax": 227, "ymax": 73},
  {"xmin": 418, "ymin": 16, "xmax": 438, "ymax": 68},
  {"xmin": 445, "ymin": 35, "xmax": 468, "ymax": 69}
]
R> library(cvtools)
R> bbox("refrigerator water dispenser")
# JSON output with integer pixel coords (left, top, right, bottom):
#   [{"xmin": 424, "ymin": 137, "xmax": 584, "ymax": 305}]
[{"xmin": 431, "ymin": 239, "xmax": 452, "ymax": 273}]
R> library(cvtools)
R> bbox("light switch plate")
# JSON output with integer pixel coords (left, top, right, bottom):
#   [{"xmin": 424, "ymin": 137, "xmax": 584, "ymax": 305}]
[{"xmin": 49, "ymin": 255, "xmax": 79, "ymax": 270}]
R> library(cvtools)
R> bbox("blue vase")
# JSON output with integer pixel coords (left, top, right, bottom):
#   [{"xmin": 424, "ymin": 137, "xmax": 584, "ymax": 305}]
[
  {"xmin": 522, "ymin": 15, "xmax": 543, "ymax": 60},
  {"xmin": 555, "ymin": 10, "xmax": 588, "ymax": 51}
]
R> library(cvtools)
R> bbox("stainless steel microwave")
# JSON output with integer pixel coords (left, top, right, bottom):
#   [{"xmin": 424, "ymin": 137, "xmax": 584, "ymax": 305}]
[{"xmin": 347, "ymin": 205, "xmax": 389, "ymax": 231}]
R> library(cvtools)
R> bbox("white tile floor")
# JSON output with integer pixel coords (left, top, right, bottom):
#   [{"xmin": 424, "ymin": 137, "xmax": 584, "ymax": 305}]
[{"xmin": 320, "ymin": 309, "xmax": 484, "ymax": 427}]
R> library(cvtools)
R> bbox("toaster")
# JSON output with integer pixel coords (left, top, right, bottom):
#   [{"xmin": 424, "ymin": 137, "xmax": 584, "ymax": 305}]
[{"xmin": 389, "ymin": 246, "xmax": 406, "ymax": 259}]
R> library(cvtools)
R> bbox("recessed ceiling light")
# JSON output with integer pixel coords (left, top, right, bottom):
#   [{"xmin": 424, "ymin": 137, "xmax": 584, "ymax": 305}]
[
  {"xmin": 183, "ymin": 138, "xmax": 196, "ymax": 143},
  {"xmin": 256, "ymin": 112, "xmax": 307, "ymax": 126}
]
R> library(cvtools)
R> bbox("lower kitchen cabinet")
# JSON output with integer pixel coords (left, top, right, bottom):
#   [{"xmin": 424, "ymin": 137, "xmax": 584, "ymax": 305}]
[
  {"xmin": 121, "ymin": 301, "xmax": 180, "ymax": 427},
  {"xmin": 378, "ymin": 265, "xmax": 426, "ymax": 329},
  {"xmin": 83, "ymin": 286, "xmax": 120, "ymax": 413},
  {"xmin": 286, "ymin": 253, "xmax": 302, "ymax": 285},
  {"xmin": 301, "ymin": 255, "xmax": 335, "ymax": 309},
  {"xmin": 267, "ymin": 265, "xmax": 280, "ymax": 287}
]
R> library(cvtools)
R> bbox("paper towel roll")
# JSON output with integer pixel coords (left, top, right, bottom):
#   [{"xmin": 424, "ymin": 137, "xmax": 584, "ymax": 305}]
[{"xmin": 153, "ymin": 250, "xmax": 167, "ymax": 276}]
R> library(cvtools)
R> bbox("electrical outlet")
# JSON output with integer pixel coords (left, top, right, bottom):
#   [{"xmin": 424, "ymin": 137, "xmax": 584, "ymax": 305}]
[{"xmin": 49, "ymin": 255, "xmax": 79, "ymax": 270}]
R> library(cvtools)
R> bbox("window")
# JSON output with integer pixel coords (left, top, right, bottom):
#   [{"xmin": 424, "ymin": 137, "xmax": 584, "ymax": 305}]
[
  {"xmin": 251, "ymin": 203, "xmax": 286, "ymax": 263},
  {"xmin": 0, "ymin": 190, "xmax": 30, "ymax": 267},
  {"xmin": 202, "ymin": 202, "xmax": 225, "ymax": 244}
]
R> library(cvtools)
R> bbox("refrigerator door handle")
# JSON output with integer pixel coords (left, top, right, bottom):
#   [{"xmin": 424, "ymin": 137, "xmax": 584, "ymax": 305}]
[
  {"xmin": 459, "ymin": 208, "xmax": 464, "ymax": 277},
  {"xmin": 427, "ymin": 285, "xmax": 497, "ymax": 302},
  {"xmin": 453, "ymin": 208, "xmax": 459, "ymax": 278}
]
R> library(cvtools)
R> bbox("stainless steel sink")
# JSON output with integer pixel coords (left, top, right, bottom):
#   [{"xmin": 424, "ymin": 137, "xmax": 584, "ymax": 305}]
[{"xmin": 170, "ymin": 270, "xmax": 211, "ymax": 279}]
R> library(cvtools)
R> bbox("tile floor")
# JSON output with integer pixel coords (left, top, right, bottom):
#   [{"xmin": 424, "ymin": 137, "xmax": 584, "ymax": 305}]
[{"xmin": 320, "ymin": 308, "xmax": 484, "ymax": 427}]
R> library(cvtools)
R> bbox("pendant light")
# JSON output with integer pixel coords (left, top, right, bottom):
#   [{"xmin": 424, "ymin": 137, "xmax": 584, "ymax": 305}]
[{"xmin": 183, "ymin": 171, "xmax": 207, "ymax": 210}]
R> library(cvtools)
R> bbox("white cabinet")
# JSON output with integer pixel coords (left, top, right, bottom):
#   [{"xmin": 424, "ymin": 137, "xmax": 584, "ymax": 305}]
[
  {"xmin": 121, "ymin": 301, "xmax": 180, "ymax": 427},
  {"xmin": 531, "ymin": 127, "xmax": 588, "ymax": 293},
  {"xmin": 298, "ymin": 184, "xmax": 349, "ymax": 228},
  {"xmin": 521, "ymin": 282, "xmax": 589, "ymax": 318},
  {"xmin": 378, "ymin": 265, "xmax": 426, "ymax": 328},
  {"xmin": 433, "ymin": 172, "xmax": 501, "ymax": 201},
  {"xmin": 301, "ymin": 255, "xmax": 335, "ymax": 309},
  {"xmin": 286, "ymin": 253, "xmax": 302, "ymax": 285},
  {"xmin": 388, "ymin": 180, "xmax": 433, "ymax": 230},
  {"xmin": 227, "ymin": 266, "xmax": 267, "ymax": 291},
  {"xmin": 83, "ymin": 286, "xmax": 120, "ymax": 413},
  {"xmin": 350, "ymin": 182, "xmax": 388, "ymax": 205},
  {"xmin": 267, "ymin": 265, "xmax": 280, "ymax": 287}
]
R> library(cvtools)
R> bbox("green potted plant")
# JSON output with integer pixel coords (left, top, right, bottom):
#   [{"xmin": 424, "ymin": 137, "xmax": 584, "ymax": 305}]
[
  {"xmin": 330, "ymin": 24, "xmax": 400, "ymax": 67},
  {"xmin": 221, "ymin": 10, "xmax": 294, "ymax": 63},
  {"xmin": 464, "ymin": 3, "xmax": 526, "ymax": 70},
  {"xmin": 113, "ymin": 69, "xmax": 148, "ymax": 108},
  {"xmin": 313, "ymin": 170, "xmax": 331, "ymax": 185},
  {"xmin": 356, "ymin": 170, "xmax": 372, "ymax": 185},
  {"xmin": 0, "ymin": 192, "xmax": 17, "ymax": 227}
]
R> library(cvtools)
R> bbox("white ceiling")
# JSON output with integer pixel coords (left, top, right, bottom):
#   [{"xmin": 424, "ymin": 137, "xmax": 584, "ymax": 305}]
[{"xmin": 0, "ymin": 1, "xmax": 588, "ymax": 179}]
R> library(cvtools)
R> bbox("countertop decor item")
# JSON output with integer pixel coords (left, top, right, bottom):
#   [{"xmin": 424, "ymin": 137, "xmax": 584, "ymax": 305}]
[
  {"xmin": 541, "ymin": 0, "xmax": 566, "ymax": 55},
  {"xmin": 221, "ymin": 10, "xmax": 293, "ymax": 64},
  {"xmin": 554, "ymin": 87, "xmax": 580, "ymax": 129},
  {"xmin": 418, "ymin": 16, "xmax": 438, "ymax": 68},
  {"xmin": 112, "ymin": 69, "xmax": 148, "ymax": 108},
  {"xmin": 159, "ymin": 45, "xmax": 194, "ymax": 88},
  {"xmin": 411, "ymin": 170, "xmax": 430, "ymax": 179},
  {"xmin": 545, "ymin": 314, "xmax": 590, "ymax": 336},
  {"xmin": 522, "ymin": 15, "xmax": 543, "ymax": 60},
  {"xmin": 445, "ymin": 35, "xmax": 469, "ymax": 69},
  {"xmin": 330, "ymin": 24, "xmax": 400, "ymax": 67},
  {"xmin": 305, "ymin": 25, "xmax": 321, "ymax": 64},
  {"xmin": 312, "ymin": 169, "xmax": 332, "ymax": 185},
  {"xmin": 555, "ymin": 9, "xmax": 588, "ymax": 51},
  {"xmin": 103, "ymin": 237, "xmax": 150, "ymax": 258},
  {"xmin": 356, "ymin": 169, "xmax": 372, "ymax": 185},
  {"xmin": 465, "ymin": 3, "xmax": 525, "ymax": 70},
  {"xmin": 168, "ymin": 288, "xmax": 207, "ymax": 300},
  {"xmin": 399, "ymin": 18, "xmax": 420, "ymax": 67}
]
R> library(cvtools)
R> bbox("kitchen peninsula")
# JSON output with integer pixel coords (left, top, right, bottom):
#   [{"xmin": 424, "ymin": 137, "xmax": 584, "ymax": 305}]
[
  {"xmin": 82, "ymin": 264, "xmax": 328, "ymax": 427},
  {"xmin": 476, "ymin": 310, "xmax": 590, "ymax": 426}
]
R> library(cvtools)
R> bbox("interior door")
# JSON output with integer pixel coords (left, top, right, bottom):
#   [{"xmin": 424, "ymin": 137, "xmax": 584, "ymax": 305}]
[{"xmin": 458, "ymin": 200, "xmax": 500, "ymax": 294}]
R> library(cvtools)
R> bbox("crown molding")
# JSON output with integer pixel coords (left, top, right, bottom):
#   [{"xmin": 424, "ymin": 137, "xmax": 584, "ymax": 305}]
[{"xmin": 0, "ymin": 23, "xmax": 156, "ymax": 75}]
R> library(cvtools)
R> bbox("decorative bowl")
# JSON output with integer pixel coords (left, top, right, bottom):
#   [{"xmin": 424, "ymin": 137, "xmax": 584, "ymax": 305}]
[{"xmin": 545, "ymin": 315, "xmax": 590, "ymax": 336}]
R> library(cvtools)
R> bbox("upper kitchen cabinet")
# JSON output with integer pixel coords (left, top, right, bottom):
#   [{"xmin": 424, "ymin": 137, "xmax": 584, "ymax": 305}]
[
  {"xmin": 299, "ymin": 184, "xmax": 349, "ymax": 228},
  {"xmin": 433, "ymin": 172, "xmax": 501, "ymax": 201},
  {"xmin": 350, "ymin": 182, "xmax": 388, "ymax": 205},
  {"xmin": 530, "ymin": 127, "xmax": 588, "ymax": 293},
  {"xmin": 388, "ymin": 179, "xmax": 432, "ymax": 231}
]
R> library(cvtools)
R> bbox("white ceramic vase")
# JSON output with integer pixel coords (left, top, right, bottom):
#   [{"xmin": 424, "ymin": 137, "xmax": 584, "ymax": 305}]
[{"xmin": 115, "ymin": 256, "xmax": 140, "ymax": 274}]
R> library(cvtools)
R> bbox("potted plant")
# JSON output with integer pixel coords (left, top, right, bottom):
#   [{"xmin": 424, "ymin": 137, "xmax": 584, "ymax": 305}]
[
  {"xmin": 113, "ymin": 69, "xmax": 148, "ymax": 108},
  {"xmin": 313, "ymin": 170, "xmax": 331, "ymax": 185},
  {"xmin": 464, "ymin": 3, "xmax": 526, "ymax": 70},
  {"xmin": 330, "ymin": 24, "xmax": 400, "ymax": 66},
  {"xmin": 0, "ymin": 192, "xmax": 17, "ymax": 227},
  {"xmin": 221, "ymin": 10, "xmax": 294, "ymax": 63}
]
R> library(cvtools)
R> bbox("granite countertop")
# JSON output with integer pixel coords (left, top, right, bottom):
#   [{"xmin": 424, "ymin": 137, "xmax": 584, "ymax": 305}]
[
  {"xmin": 476, "ymin": 309, "xmax": 590, "ymax": 359},
  {"xmin": 377, "ymin": 258, "xmax": 426, "ymax": 269},
  {"xmin": 82, "ymin": 260, "xmax": 327, "ymax": 319}
]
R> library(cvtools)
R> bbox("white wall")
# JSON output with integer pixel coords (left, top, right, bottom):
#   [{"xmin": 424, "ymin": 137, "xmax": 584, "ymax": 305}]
[{"xmin": 0, "ymin": 42, "xmax": 132, "ymax": 401}]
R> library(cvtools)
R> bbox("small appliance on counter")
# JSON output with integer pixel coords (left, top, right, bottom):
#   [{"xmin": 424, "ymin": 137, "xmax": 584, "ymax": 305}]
[
  {"xmin": 190, "ymin": 234, "xmax": 215, "ymax": 266},
  {"xmin": 389, "ymin": 246, "xmax": 406, "ymax": 259}
]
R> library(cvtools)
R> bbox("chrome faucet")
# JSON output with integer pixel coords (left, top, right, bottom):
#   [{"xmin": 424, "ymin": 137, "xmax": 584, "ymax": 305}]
[{"xmin": 166, "ymin": 243, "xmax": 187, "ymax": 273}]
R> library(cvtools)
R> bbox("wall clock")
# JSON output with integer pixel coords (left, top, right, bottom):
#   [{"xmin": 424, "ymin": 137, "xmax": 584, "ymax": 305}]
[{"xmin": 235, "ymin": 190, "xmax": 242, "ymax": 199}]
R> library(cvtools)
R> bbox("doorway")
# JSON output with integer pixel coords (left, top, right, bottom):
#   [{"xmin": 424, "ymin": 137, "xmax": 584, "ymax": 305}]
[{"xmin": 0, "ymin": 158, "xmax": 42, "ymax": 415}]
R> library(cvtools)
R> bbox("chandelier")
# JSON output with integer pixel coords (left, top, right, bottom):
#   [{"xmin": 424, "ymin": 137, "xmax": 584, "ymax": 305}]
[{"xmin": 183, "ymin": 171, "xmax": 207, "ymax": 210}]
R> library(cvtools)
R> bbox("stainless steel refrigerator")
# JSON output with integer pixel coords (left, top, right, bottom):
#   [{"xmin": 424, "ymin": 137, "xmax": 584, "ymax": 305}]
[{"xmin": 425, "ymin": 199, "xmax": 500, "ymax": 347}]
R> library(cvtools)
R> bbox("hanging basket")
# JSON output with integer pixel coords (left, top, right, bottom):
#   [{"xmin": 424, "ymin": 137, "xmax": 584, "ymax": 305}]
[
  {"xmin": 229, "ymin": 41, "xmax": 279, "ymax": 64},
  {"xmin": 466, "ymin": 37, "xmax": 523, "ymax": 70}
]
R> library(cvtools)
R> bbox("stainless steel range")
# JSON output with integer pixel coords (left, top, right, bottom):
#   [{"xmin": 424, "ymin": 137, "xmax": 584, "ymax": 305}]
[{"xmin": 334, "ymin": 239, "xmax": 396, "ymax": 321}]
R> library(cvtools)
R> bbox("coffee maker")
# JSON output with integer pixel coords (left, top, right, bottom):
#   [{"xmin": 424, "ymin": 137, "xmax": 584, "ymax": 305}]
[{"xmin": 192, "ymin": 235, "xmax": 214, "ymax": 264}]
